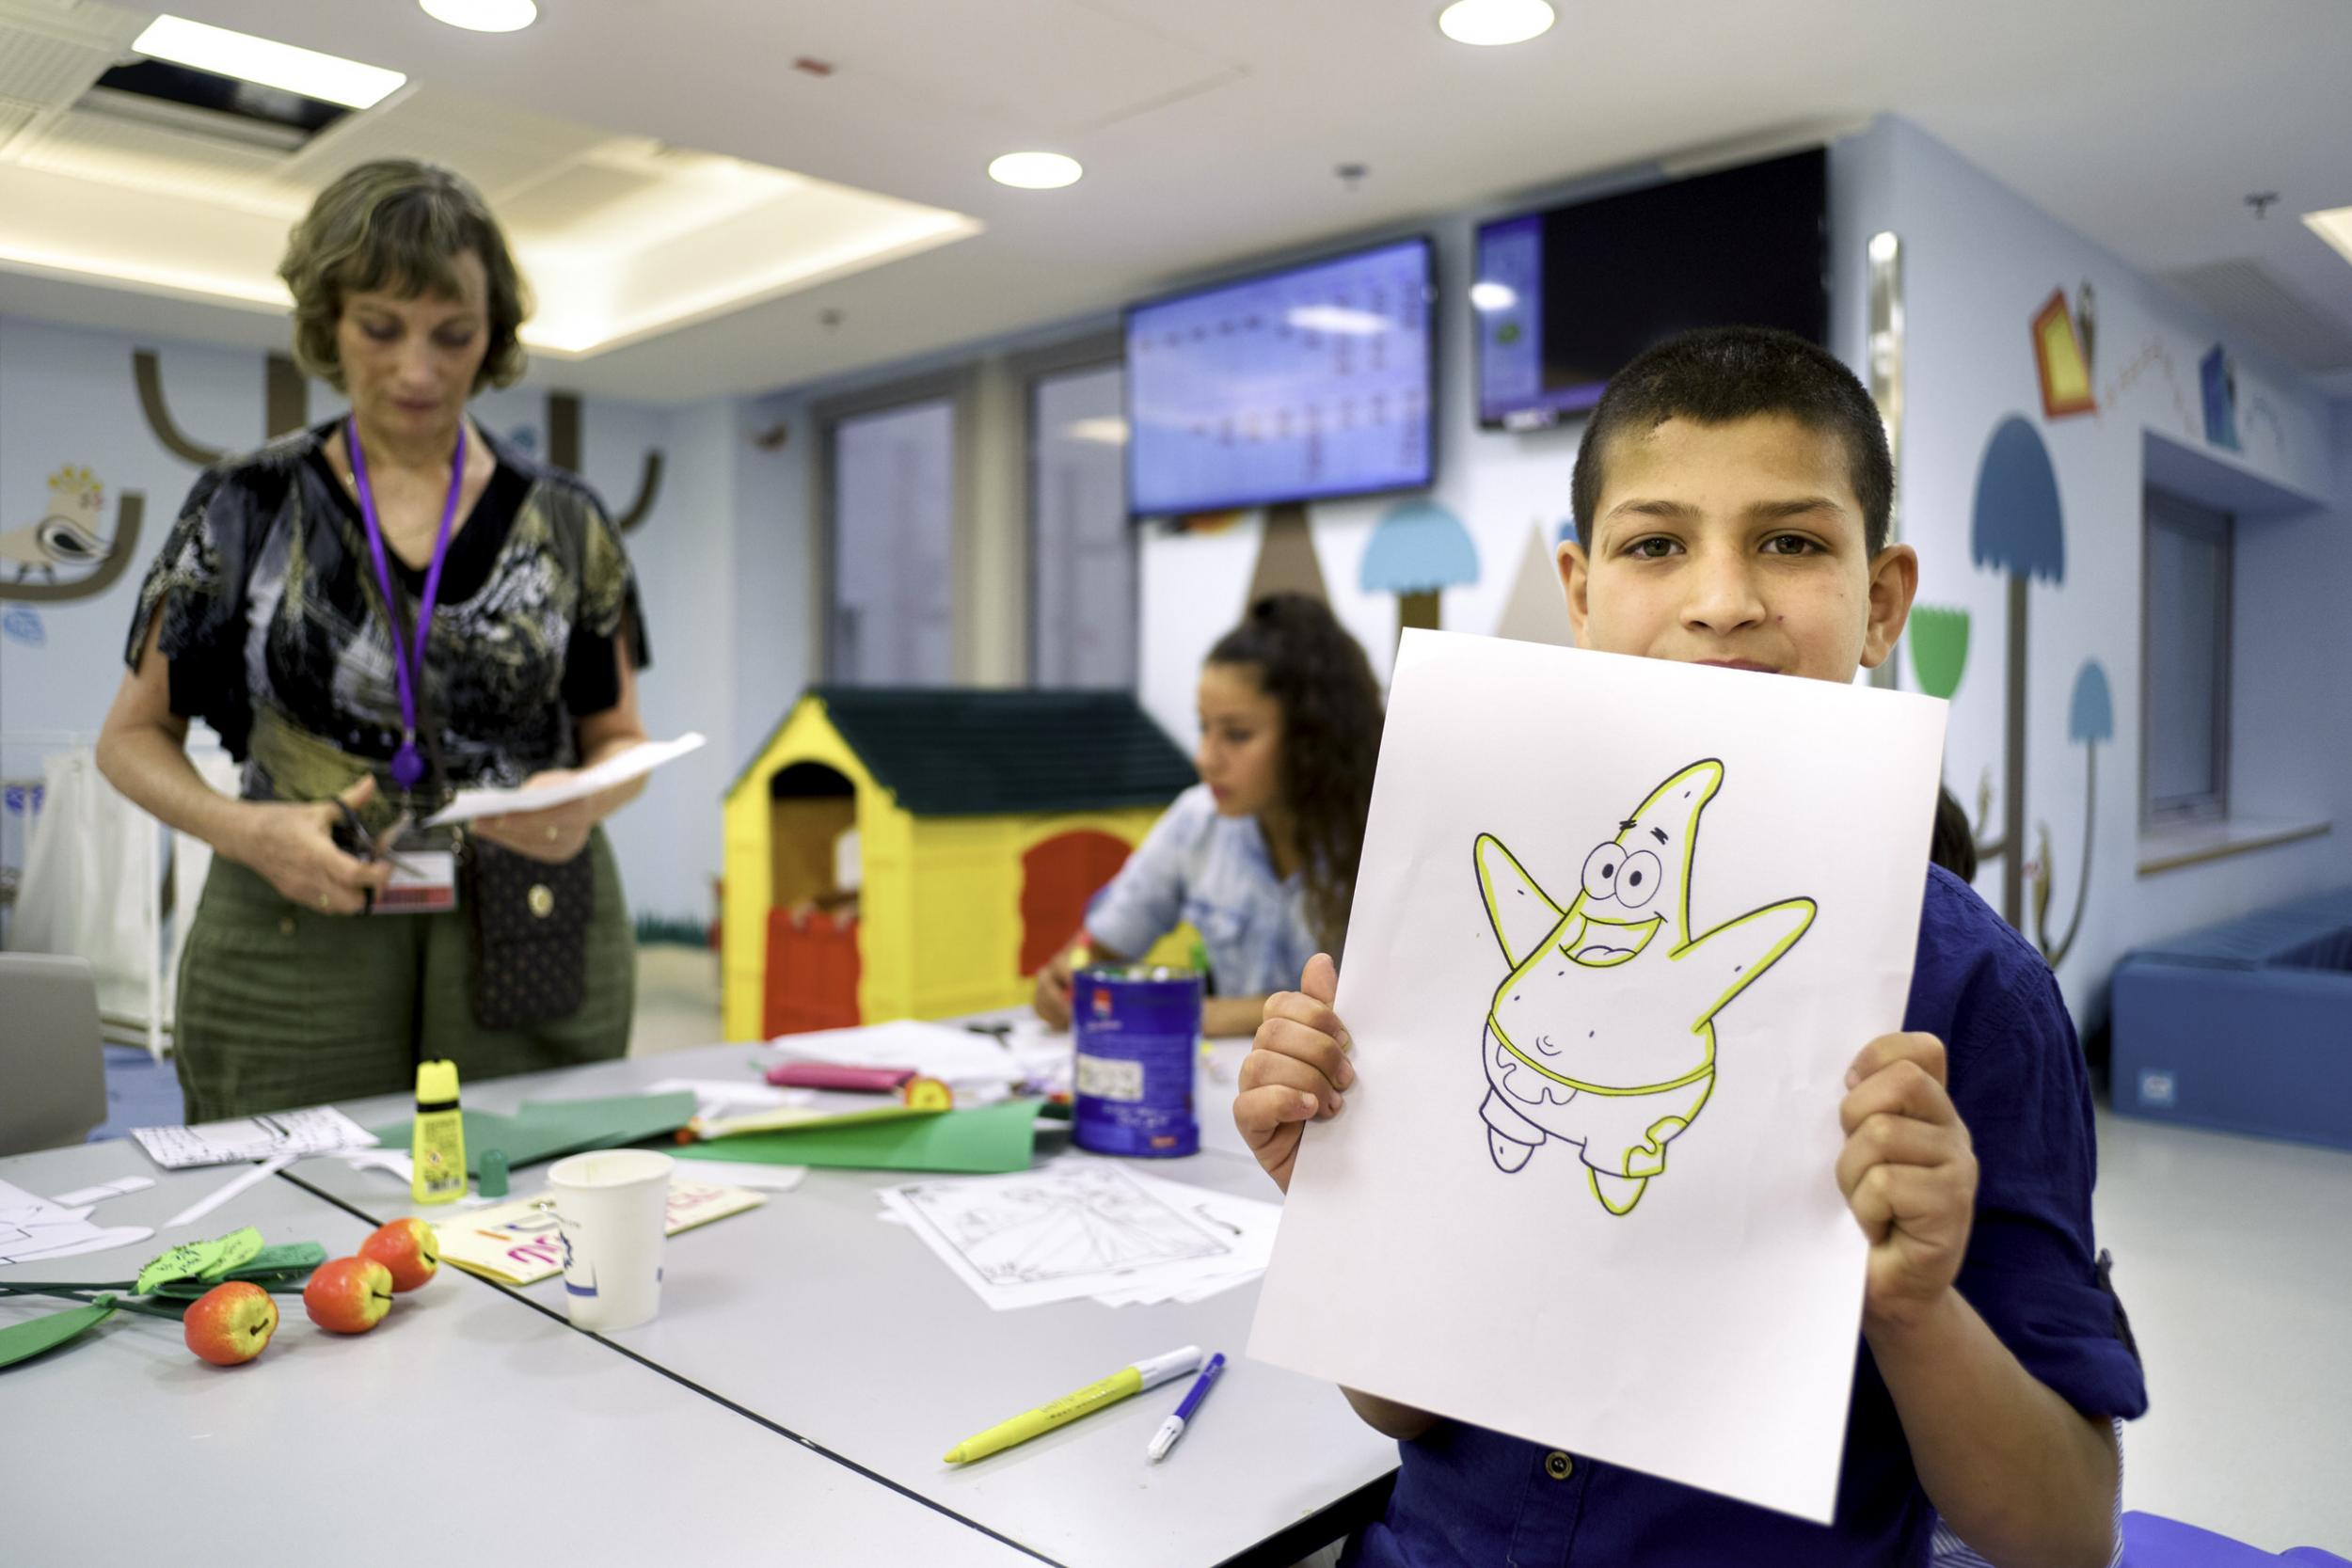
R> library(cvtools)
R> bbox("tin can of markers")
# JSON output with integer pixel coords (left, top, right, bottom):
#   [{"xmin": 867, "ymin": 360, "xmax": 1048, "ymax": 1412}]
[{"xmin": 1072, "ymin": 965, "xmax": 1203, "ymax": 1158}]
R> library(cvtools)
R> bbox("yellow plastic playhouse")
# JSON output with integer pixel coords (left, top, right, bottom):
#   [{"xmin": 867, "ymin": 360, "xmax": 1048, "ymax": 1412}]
[{"xmin": 721, "ymin": 687, "xmax": 1200, "ymax": 1040}]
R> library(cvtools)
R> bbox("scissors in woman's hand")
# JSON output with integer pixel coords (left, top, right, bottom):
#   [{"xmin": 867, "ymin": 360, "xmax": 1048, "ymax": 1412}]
[{"xmin": 332, "ymin": 802, "xmax": 424, "ymax": 875}]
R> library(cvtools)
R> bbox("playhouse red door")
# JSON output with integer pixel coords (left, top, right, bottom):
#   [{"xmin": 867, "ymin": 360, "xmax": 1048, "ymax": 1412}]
[
  {"xmin": 1020, "ymin": 831, "xmax": 1135, "ymax": 975},
  {"xmin": 765, "ymin": 909, "xmax": 861, "ymax": 1037}
]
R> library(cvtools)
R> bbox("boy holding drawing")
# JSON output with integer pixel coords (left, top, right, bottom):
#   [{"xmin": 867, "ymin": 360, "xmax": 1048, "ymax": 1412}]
[{"xmin": 1233, "ymin": 328, "xmax": 2144, "ymax": 1567}]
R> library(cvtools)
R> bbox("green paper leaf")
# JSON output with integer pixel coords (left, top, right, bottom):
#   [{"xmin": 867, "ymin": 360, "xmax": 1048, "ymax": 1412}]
[
  {"xmin": 153, "ymin": 1243, "xmax": 328, "ymax": 1298},
  {"xmin": 135, "ymin": 1226, "xmax": 266, "ymax": 1296},
  {"xmin": 0, "ymin": 1300, "xmax": 118, "ymax": 1370}
]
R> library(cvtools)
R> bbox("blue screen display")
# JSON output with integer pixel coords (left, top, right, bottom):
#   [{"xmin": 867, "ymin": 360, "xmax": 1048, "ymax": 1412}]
[{"xmin": 1126, "ymin": 237, "xmax": 1434, "ymax": 516}]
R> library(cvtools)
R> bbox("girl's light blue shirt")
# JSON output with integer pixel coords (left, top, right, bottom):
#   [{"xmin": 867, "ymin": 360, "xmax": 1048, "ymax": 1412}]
[{"xmin": 1085, "ymin": 784, "xmax": 1317, "ymax": 997}]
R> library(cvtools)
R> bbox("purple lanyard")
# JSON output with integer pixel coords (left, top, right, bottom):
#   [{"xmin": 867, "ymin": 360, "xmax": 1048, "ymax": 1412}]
[{"xmin": 347, "ymin": 418, "xmax": 467, "ymax": 793}]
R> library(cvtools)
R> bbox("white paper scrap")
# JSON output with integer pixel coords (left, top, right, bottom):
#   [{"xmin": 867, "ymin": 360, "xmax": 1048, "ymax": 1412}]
[
  {"xmin": 424, "ymin": 733, "xmax": 706, "ymax": 826},
  {"xmin": 0, "ymin": 1179, "xmax": 153, "ymax": 1265},
  {"xmin": 48, "ymin": 1176, "xmax": 156, "ymax": 1208}
]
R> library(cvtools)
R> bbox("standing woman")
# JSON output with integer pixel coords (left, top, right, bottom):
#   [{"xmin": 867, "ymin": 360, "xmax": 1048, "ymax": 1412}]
[
  {"xmin": 1033, "ymin": 593, "xmax": 1384, "ymax": 1037},
  {"xmin": 98, "ymin": 160, "xmax": 650, "ymax": 1120}
]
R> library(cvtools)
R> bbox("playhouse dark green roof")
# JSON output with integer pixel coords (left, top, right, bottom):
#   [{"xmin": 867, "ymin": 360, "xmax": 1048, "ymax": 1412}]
[{"xmin": 732, "ymin": 687, "xmax": 1198, "ymax": 817}]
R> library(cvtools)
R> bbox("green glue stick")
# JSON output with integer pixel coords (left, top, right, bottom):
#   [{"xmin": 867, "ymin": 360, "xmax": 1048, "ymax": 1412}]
[{"xmin": 410, "ymin": 1058, "xmax": 467, "ymax": 1205}]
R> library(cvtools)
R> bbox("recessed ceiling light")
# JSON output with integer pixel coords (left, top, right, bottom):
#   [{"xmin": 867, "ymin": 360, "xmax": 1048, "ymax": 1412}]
[
  {"xmin": 2304, "ymin": 206, "xmax": 2352, "ymax": 268},
  {"xmin": 421, "ymin": 0, "xmax": 539, "ymax": 33},
  {"xmin": 988, "ymin": 151, "xmax": 1082, "ymax": 190},
  {"xmin": 130, "ymin": 16, "xmax": 405, "ymax": 109},
  {"xmin": 1437, "ymin": 0, "xmax": 1555, "ymax": 46}
]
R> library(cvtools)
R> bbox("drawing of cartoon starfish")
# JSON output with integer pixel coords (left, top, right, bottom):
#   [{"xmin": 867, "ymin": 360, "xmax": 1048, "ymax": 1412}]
[{"xmin": 1472, "ymin": 759, "xmax": 1816, "ymax": 1215}]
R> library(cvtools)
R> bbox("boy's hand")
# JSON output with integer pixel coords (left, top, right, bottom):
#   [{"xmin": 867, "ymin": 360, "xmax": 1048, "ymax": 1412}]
[
  {"xmin": 1837, "ymin": 1032, "xmax": 1977, "ymax": 1332},
  {"xmin": 1232, "ymin": 953, "xmax": 1355, "ymax": 1194}
]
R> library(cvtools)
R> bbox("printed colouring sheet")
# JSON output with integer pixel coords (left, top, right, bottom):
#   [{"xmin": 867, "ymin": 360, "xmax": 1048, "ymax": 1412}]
[{"xmin": 1248, "ymin": 631, "xmax": 1948, "ymax": 1523}]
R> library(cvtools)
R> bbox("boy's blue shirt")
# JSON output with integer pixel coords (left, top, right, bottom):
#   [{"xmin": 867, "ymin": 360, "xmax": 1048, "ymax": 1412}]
[{"xmin": 1344, "ymin": 864, "xmax": 2148, "ymax": 1568}]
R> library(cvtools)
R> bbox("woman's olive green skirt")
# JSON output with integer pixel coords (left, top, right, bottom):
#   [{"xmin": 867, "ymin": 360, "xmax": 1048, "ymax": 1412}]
[{"xmin": 172, "ymin": 829, "xmax": 634, "ymax": 1121}]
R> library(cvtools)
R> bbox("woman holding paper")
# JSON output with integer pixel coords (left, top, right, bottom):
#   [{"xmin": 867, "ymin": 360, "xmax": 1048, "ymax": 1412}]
[
  {"xmin": 97, "ymin": 160, "xmax": 649, "ymax": 1119},
  {"xmin": 1033, "ymin": 594, "xmax": 1384, "ymax": 1037}
]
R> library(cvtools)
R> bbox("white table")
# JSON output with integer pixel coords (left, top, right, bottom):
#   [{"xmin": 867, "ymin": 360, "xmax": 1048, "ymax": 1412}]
[
  {"xmin": 288, "ymin": 1039, "xmax": 1399, "ymax": 1567},
  {"xmin": 1, "ymin": 1140, "xmax": 1040, "ymax": 1566}
]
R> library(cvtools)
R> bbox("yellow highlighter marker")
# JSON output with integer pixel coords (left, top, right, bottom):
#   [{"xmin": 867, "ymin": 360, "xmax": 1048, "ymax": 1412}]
[{"xmin": 944, "ymin": 1345, "xmax": 1202, "ymax": 1465}]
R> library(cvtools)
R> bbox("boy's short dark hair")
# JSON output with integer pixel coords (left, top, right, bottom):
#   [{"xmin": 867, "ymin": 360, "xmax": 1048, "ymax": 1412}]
[{"xmin": 1570, "ymin": 326, "xmax": 1895, "ymax": 556}]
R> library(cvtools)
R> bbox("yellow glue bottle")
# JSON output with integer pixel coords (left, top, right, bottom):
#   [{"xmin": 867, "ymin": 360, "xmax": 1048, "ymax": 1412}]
[{"xmin": 410, "ymin": 1058, "xmax": 467, "ymax": 1205}]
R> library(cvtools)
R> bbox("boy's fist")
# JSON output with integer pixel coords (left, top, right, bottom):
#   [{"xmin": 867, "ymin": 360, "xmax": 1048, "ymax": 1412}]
[
  {"xmin": 1232, "ymin": 953, "xmax": 1355, "ymax": 1194},
  {"xmin": 1837, "ymin": 1031, "xmax": 1978, "ymax": 1331}
]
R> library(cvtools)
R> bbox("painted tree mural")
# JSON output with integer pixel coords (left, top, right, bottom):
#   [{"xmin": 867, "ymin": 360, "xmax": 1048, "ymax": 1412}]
[
  {"xmin": 1361, "ymin": 498, "xmax": 1478, "ymax": 644},
  {"xmin": 2030, "ymin": 659, "xmax": 2110, "ymax": 970},
  {"xmin": 1969, "ymin": 415, "xmax": 2066, "ymax": 927},
  {"xmin": 1907, "ymin": 606, "xmax": 1971, "ymax": 701},
  {"xmin": 1247, "ymin": 500, "xmax": 1330, "ymax": 604}
]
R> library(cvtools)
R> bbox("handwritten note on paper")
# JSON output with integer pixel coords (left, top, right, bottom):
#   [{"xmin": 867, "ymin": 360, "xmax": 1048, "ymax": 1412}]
[
  {"xmin": 432, "ymin": 1180, "xmax": 766, "ymax": 1287},
  {"xmin": 132, "ymin": 1107, "xmax": 377, "ymax": 1169},
  {"xmin": 1248, "ymin": 632, "xmax": 1947, "ymax": 1524}
]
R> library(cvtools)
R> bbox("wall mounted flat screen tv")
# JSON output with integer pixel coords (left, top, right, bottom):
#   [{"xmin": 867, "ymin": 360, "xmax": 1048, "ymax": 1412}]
[
  {"xmin": 1474, "ymin": 149, "xmax": 1828, "ymax": 430},
  {"xmin": 1125, "ymin": 236, "xmax": 1435, "ymax": 516}
]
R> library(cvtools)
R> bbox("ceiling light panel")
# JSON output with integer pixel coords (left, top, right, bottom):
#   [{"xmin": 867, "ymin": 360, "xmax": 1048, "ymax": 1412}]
[{"xmin": 131, "ymin": 16, "xmax": 404, "ymax": 110}]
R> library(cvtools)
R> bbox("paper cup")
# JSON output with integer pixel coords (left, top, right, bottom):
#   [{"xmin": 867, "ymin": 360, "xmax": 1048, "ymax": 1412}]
[{"xmin": 546, "ymin": 1148, "xmax": 672, "ymax": 1331}]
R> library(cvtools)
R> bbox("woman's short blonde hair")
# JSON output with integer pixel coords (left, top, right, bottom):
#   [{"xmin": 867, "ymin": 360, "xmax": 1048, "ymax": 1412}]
[{"xmin": 278, "ymin": 159, "xmax": 532, "ymax": 392}]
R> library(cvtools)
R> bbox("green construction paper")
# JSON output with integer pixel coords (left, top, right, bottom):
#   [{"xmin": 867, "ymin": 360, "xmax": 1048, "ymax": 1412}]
[
  {"xmin": 371, "ymin": 1091, "xmax": 696, "ymax": 1176},
  {"xmin": 670, "ymin": 1098, "xmax": 1043, "ymax": 1175},
  {"xmin": 135, "ymin": 1227, "xmax": 264, "ymax": 1296},
  {"xmin": 154, "ymin": 1243, "xmax": 328, "ymax": 1298},
  {"xmin": 0, "ymin": 1299, "xmax": 118, "ymax": 1370}
]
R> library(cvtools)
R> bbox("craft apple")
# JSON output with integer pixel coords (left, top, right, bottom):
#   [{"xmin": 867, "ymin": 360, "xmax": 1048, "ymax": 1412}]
[
  {"xmin": 183, "ymin": 1280, "xmax": 278, "ymax": 1366},
  {"xmin": 358, "ymin": 1217, "xmax": 439, "ymax": 1291},
  {"xmin": 302, "ymin": 1256, "xmax": 394, "ymax": 1334}
]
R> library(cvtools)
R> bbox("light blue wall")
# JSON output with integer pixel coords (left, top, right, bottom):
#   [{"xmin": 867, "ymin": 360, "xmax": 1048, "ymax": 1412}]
[{"xmin": 1846, "ymin": 119, "xmax": 2346, "ymax": 1025}]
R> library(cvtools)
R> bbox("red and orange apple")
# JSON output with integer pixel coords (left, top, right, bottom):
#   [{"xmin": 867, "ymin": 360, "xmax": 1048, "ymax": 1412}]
[
  {"xmin": 183, "ymin": 1280, "xmax": 279, "ymax": 1366},
  {"xmin": 302, "ymin": 1256, "xmax": 394, "ymax": 1334},
  {"xmin": 358, "ymin": 1217, "xmax": 439, "ymax": 1291}
]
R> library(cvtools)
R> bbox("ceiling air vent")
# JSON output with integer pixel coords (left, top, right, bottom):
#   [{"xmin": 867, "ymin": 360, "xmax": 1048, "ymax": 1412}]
[
  {"xmin": 78, "ymin": 55, "xmax": 349, "ymax": 152},
  {"xmin": 2157, "ymin": 258, "xmax": 2352, "ymax": 376}
]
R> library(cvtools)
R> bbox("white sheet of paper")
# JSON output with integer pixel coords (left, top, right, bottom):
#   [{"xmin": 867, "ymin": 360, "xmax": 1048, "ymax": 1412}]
[
  {"xmin": 657, "ymin": 1160, "xmax": 809, "ymax": 1193},
  {"xmin": 880, "ymin": 1157, "xmax": 1279, "ymax": 1311},
  {"xmin": 48, "ymin": 1176, "xmax": 156, "ymax": 1208},
  {"xmin": 162, "ymin": 1154, "xmax": 294, "ymax": 1227},
  {"xmin": 132, "ymin": 1106, "xmax": 378, "ymax": 1169},
  {"xmin": 644, "ymin": 1078, "xmax": 815, "ymax": 1122},
  {"xmin": 422, "ymin": 733, "xmax": 707, "ymax": 826},
  {"xmin": 341, "ymin": 1148, "xmax": 414, "ymax": 1183},
  {"xmin": 769, "ymin": 1019, "xmax": 1028, "ymax": 1090},
  {"xmin": 0, "ymin": 1179, "xmax": 154, "ymax": 1264},
  {"xmin": 1248, "ymin": 632, "xmax": 1947, "ymax": 1524}
]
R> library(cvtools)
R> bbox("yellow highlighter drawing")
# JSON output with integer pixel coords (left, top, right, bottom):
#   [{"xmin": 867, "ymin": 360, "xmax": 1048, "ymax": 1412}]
[{"xmin": 943, "ymin": 1345, "xmax": 1203, "ymax": 1465}]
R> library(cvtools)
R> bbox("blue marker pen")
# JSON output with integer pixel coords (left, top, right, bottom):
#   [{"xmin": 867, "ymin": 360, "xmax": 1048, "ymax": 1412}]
[{"xmin": 1146, "ymin": 1351, "xmax": 1226, "ymax": 1462}]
